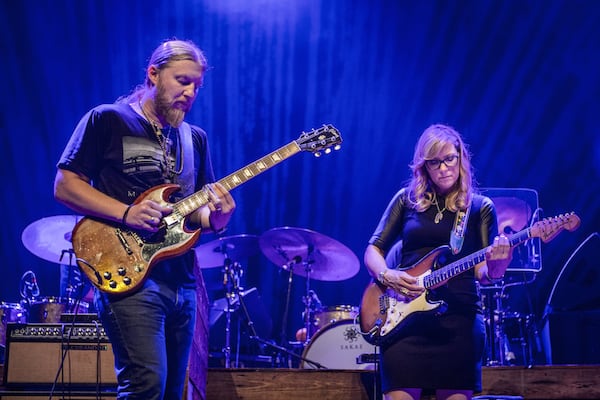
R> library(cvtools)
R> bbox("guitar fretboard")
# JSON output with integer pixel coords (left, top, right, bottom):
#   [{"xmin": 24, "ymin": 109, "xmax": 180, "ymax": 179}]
[
  {"xmin": 423, "ymin": 227, "xmax": 533, "ymax": 288},
  {"xmin": 173, "ymin": 141, "xmax": 302, "ymax": 217}
]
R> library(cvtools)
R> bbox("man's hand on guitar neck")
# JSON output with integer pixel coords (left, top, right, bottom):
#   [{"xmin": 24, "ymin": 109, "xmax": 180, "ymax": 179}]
[{"xmin": 122, "ymin": 200, "xmax": 173, "ymax": 232}]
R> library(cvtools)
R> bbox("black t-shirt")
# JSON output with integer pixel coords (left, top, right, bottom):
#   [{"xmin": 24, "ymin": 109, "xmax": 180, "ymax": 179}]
[
  {"xmin": 57, "ymin": 103, "xmax": 215, "ymax": 287},
  {"xmin": 369, "ymin": 188, "xmax": 499, "ymax": 314}
]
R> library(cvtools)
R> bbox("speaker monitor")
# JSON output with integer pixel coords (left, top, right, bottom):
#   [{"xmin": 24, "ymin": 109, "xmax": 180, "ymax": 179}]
[{"xmin": 3, "ymin": 323, "xmax": 116, "ymax": 387}]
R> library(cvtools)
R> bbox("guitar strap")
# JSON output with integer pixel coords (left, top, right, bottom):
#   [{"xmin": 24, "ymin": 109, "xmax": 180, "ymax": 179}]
[
  {"xmin": 175, "ymin": 122, "xmax": 195, "ymax": 198},
  {"xmin": 450, "ymin": 203, "xmax": 471, "ymax": 255}
]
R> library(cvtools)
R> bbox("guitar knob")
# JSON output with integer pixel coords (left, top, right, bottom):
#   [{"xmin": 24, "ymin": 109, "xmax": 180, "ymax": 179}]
[
  {"xmin": 117, "ymin": 267, "xmax": 126, "ymax": 276},
  {"xmin": 123, "ymin": 277, "xmax": 132, "ymax": 285},
  {"xmin": 103, "ymin": 271, "xmax": 112, "ymax": 279},
  {"xmin": 109, "ymin": 280, "xmax": 117, "ymax": 289}
]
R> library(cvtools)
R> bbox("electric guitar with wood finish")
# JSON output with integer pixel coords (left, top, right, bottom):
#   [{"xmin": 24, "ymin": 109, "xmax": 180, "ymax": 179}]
[
  {"xmin": 71, "ymin": 125, "xmax": 342, "ymax": 295},
  {"xmin": 358, "ymin": 212, "xmax": 581, "ymax": 345}
]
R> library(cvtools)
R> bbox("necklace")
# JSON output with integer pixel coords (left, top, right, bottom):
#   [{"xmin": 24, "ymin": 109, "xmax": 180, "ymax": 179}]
[
  {"xmin": 432, "ymin": 193, "xmax": 447, "ymax": 224},
  {"xmin": 138, "ymin": 101, "xmax": 183, "ymax": 179}
]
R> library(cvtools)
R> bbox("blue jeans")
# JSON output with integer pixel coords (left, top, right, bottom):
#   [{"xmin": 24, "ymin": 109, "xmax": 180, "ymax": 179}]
[{"xmin": 95, "ymin": 279, "xmax": 197, "ymax": 400}]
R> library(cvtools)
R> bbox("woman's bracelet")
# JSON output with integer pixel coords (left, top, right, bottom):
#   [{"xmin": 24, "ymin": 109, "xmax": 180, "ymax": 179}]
[
  {"xmin": 121, "ymin": 204, "xmax": 133, "ymax": 225},
  {"xmin": 377, "ymin": 269, "xmax": 388, "ymax": 284},
  {"xmin": 484, "ymin": 269, "xmax": 503, "ymax": 284}
]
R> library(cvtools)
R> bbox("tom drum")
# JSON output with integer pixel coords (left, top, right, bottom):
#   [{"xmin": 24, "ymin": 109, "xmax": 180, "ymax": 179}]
[
  {"xmin": 28, "ymin": 296, "xmax": 89, "ymax": 323},
  {"xmin": 313, "ymin": 305, "xmax": 359, "ymax": 332}
]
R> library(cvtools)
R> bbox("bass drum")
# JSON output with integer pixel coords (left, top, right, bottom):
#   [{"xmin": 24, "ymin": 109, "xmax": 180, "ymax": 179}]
[
  {"xmin": 301, "ymin": 319, "xmax": 377, "ymax": 370},
  {"xmin": 28, "ymin": 296, "xmax": 89, "ymax": 323},
  {"xmin": 0, "ymin": 302, "xmax": 27, "ymax": 347}
]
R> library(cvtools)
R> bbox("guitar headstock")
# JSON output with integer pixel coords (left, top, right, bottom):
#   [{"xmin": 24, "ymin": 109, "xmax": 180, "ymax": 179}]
[
  {"xmin": 296, "ymin": 124, "xmax": 342, "ymax": 156},
  {"xmin": 531, "ymin": 212, "xmax": 581, "ymax": 243}
]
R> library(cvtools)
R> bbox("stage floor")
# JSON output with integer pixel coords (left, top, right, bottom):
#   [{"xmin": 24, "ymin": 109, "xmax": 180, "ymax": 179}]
[
  {"xmin": 1, "ymin": 364, "xmax": 599, "ymax": 399},
  {"xmin": 205, "ymin": 365, "xmax": 600, "ymax": 400}
]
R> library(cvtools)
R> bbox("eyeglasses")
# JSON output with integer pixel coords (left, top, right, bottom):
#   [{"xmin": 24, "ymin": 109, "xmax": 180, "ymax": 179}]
[{"xmin": 425, "ymin": 154, "xmax": 459, "ymax": 170}]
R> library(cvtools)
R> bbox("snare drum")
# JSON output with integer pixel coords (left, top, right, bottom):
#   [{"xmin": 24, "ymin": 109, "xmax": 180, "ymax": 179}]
[
  {"xmin": 301, "ymin": 319, "xmax": 377, "ymax": 370},
  {"xmin": 28, "ymin": 296, "xmax": 89, "ymax": 323},
  {"xmin": 0, "ymin": 302, "xmax": 27, "ymax": 346},
  {"xmin": 313, "ymin": 305, "xmax": 359, "ymax": 332}
]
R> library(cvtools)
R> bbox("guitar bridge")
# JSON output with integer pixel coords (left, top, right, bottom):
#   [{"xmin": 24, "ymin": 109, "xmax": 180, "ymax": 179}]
[{"xmin": 115, "ymin": 228, "xmax": 133, "ymax": 255}]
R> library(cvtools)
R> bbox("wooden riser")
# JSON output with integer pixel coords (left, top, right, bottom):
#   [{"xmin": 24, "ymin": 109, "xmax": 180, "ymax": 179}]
[
  {"xmin": 1, "ymin": 365, "xmax": 599, "ymax": 399},
  {"xmin": 206, "ymin": 365, "xmax": 600, "ymax": 400}
]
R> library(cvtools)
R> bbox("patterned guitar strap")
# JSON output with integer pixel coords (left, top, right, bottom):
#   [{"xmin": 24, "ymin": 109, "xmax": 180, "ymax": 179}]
[
  {"xmin": 174, "ymin": 121, "xmax": 195, "ymax": 198},
  {"xmin": 450, "ymin": 204, "xmax": 471, "ymax": 255}
]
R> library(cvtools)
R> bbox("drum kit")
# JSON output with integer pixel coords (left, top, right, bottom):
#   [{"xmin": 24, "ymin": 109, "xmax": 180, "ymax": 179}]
[
  {"xmin": 7, "ymin": 199, "xmax": 541, "ymax": 370},
  {"xmin": 481, "ymin": 195, "xmax": 544, "ymax": 367},
  {"xmin": 196, "ymin": 226, "xmax": 376, "ymax": 369},
  {"xmin": 0, "ymin": 215, "xmax": 90, "ymax": 358}
]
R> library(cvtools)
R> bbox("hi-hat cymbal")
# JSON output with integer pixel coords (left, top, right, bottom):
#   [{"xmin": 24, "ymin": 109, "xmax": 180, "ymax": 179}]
[
  {"xmin": 21, "ymin": 215, "xmax": 82, "ymax": 264},
  {"xmin": 259, "ymin": 227, "xmax": 359, "ymax": 281},
  {"xmin": 194, "ymin": 234, "xmax": 260, "ymax": 269}
]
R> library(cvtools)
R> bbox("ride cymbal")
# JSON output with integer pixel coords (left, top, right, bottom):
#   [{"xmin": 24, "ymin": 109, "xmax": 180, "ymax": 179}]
[
  {"xmin": 21, "ymin": 215, "xmax": 82, "ymax": 264},
  {"xmin": 259, "ymin": 226, "xmax": 359, "ymax": 281}
]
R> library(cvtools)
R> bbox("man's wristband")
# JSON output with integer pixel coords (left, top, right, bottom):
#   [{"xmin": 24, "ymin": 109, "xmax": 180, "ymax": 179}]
[{"xmin": 122, "ymin": 204, "xmax": 132, "ymax": 225}]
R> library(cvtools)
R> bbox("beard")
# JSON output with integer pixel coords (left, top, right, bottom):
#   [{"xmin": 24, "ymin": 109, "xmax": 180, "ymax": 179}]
[{"xmin": 154, "ymin": 83, "xmax": 191, "ymax": 128}]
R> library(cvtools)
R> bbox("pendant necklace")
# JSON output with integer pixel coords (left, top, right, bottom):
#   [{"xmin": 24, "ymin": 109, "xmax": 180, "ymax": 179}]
[
  {"xmin": 433, "ymin": 193, "xmax": 447, "ymax": 224},
  {"xmin": 138, "ymin": 101, "xmax": 183, "ymax": 179}
]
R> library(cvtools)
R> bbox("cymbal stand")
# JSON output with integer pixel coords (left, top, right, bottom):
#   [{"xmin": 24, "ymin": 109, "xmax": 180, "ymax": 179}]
[
  {"xmin": 302, "ymin": 251, "xmax": 317, "ymax": 343},
  {"xmin": 220, "ymin": 252, "xmax": 244, "ymax": 368},
  {"xmin": 60, "ymin": 248, "xmax": 76, "ymax": 302}
]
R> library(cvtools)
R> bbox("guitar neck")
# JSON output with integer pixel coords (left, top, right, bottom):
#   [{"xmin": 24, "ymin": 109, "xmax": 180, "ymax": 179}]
[
  {"xmin": 172, "ymin": 141, "xmax": 302, "ymax": 217},
  {"xmin": 424, "ymin": 227, "xmax": 533, "ymax": 289}
]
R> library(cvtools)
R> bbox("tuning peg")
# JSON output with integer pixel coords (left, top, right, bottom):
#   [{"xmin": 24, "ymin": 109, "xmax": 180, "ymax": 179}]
[{"xmin": 314, "ymin": 152, "xmax": 322, "ymax": 157}]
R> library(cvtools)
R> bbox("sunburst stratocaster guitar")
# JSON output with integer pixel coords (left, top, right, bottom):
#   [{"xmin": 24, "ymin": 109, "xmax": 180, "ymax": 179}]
[
  {"xmin": 71, "ymin": 125, "xmax": 342, "ymax": 295},
  {"xmin": 358, "ymin": 212, "xmax": 581, "ymax": 345}
]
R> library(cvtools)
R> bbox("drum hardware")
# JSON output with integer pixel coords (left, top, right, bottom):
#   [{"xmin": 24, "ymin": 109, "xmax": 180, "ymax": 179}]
[
  {"xmin": 196, "ymin": 234, "xmax": 276, "ymax": 368},
  {"xmin": 482, "ymin": 285, "xmax": 540, "ymax": 366},
  {"xmin": 20, "ymin": 215, "xmax": 91, "ymax": 315},
  {"xmin": 259, "ymin": 226, "xmax": 359, "ymax": 345},
  {"xmin": 19, "ymin": 270, "xmax": 41, "ymax": 301}
]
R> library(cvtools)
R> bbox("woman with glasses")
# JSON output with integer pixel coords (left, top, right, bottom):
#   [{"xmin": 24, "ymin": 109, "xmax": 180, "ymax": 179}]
[{"xmin": 363, "ymin": 124, "xmax": 513, "ymax": 400}]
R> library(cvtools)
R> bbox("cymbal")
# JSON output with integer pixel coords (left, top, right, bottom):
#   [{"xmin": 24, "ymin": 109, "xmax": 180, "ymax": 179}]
[
  {"xmin": 492, "ymin": 197, "xmax": 532, "ymax": 235},
  {"xmin": 259, "ymin": 227, "xmax": 359, "ymax": 281},
  {"xmin": 21, "ymin": 215, "xmax": 82, "ymax": 264},
  {"xmin": 194, "ymin": 234, "xmax": 260, "ymax": 268}
]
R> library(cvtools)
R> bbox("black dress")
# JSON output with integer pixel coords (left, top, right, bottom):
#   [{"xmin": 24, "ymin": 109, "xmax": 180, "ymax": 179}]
[{"xmin": 369, "ymin": 189, "xmax": 498, "ymax": 393}]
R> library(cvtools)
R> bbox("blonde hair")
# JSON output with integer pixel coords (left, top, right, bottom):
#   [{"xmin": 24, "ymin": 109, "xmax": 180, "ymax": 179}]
[
  {"xmin": 117, "ymin": 39, "xmax": 208, "ymax": 104},
  {"xmin": 406, "ymin": 124, "xmax": 474, "ymax": 212}
]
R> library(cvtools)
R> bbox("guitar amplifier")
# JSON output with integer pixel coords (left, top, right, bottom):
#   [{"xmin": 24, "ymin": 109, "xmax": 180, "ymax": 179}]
[{"xmin": 3, "ymin": 323, "xmax": 117, "ymax": 387}]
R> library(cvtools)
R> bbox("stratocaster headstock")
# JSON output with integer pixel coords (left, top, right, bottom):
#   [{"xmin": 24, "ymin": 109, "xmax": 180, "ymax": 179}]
[{"xmin": 530, "ymin": 212, "xmax": 581, "ymax": 243}]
